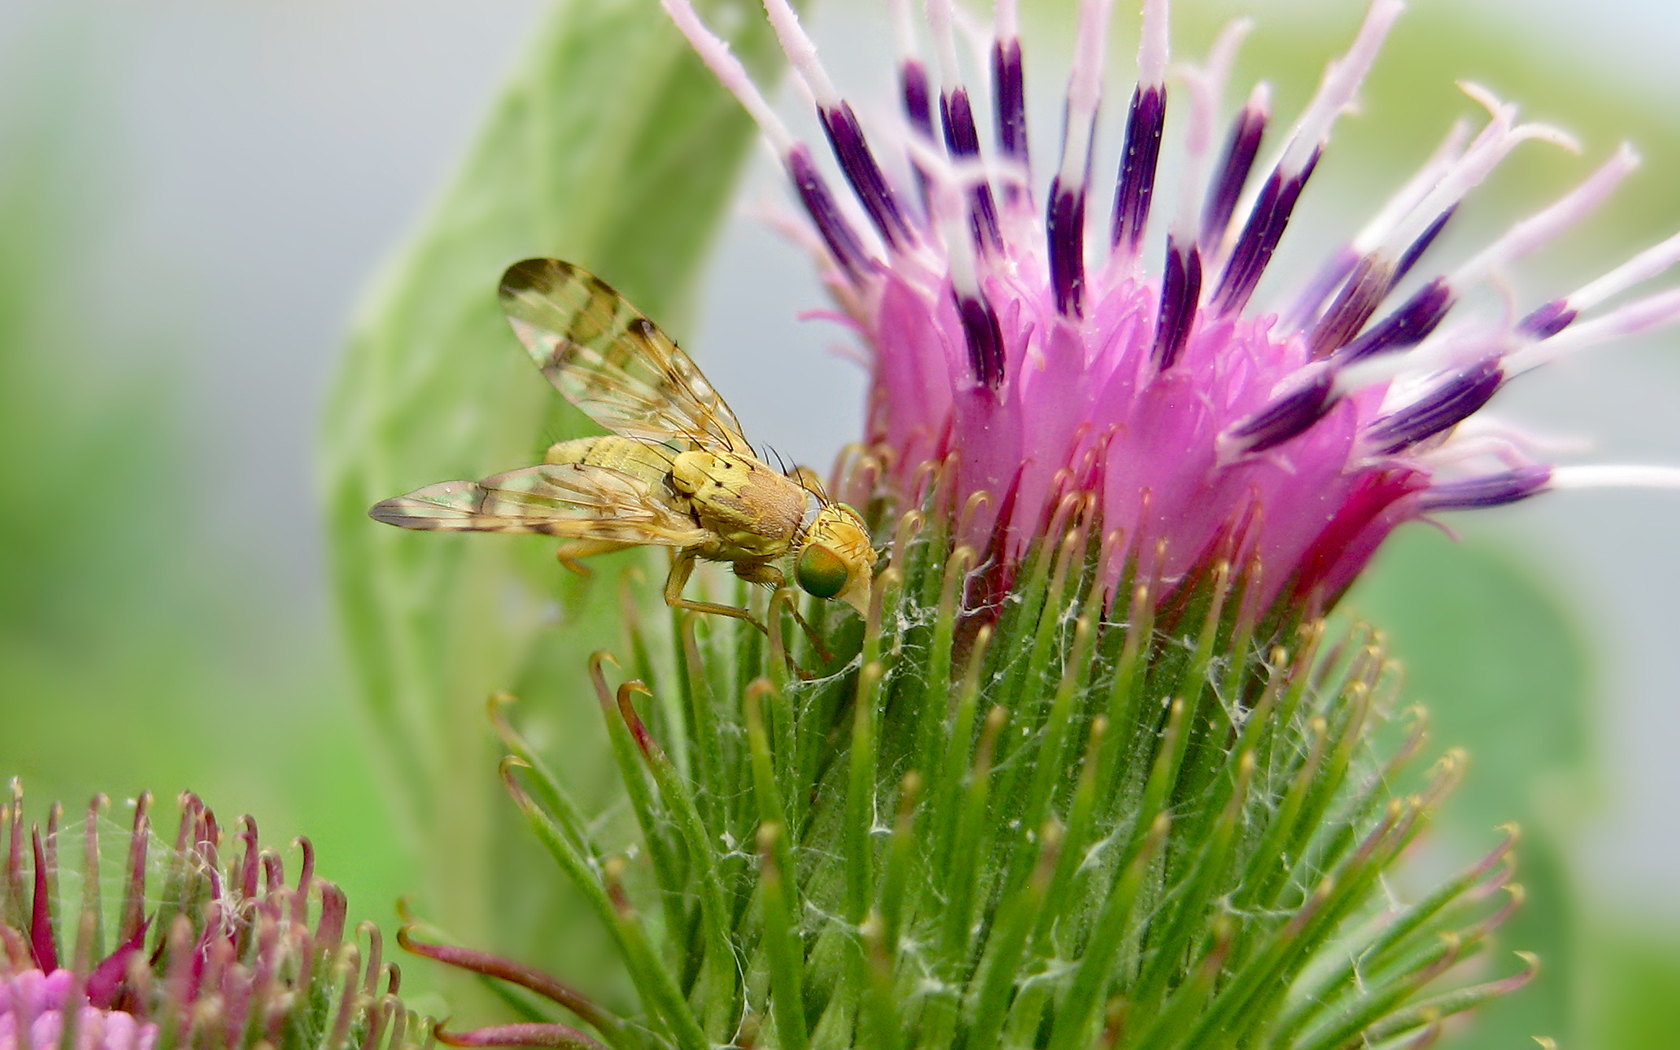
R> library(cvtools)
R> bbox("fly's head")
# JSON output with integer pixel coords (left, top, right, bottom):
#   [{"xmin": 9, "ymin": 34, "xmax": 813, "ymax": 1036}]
[{"xmin": 795, "ymin": 503, "xmax": 878, "ymax": 617}]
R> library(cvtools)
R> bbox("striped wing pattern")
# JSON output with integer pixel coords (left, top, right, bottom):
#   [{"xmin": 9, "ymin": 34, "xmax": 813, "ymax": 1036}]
[
  {"xmin": 500, "ymin": 258, "xmax": 748, "ymax": 452},
  {"xmin": 369, "ymin": 462, "xmax": 709, "ymax": 547}
]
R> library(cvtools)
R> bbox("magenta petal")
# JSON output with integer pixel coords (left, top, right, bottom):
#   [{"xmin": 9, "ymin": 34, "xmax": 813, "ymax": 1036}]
[{"xmin": 673, "ymin": 0, "xmax": 1678, "ymax": 617}]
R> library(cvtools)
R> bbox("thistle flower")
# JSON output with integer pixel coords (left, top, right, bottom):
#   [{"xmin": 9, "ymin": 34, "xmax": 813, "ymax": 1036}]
[
  {"xmin": 348, "ymin": 1, "xmax": 1680, "ymax": 1048},
  {"xmin": 0, "ymin": 784, "xmax": 431, "ymax": 1050},
  {"xmin": 665, "ymin": 0, "xmax": 1680, "ymax": 620}
]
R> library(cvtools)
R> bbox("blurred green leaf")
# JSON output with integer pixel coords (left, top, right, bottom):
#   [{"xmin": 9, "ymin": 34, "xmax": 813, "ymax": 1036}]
[
  {"xmin": 320, "ymin": 0, "xmax": 791, "ymax": 951},
  {"xmin": 0, "ymin": 15, "xmax": 411, "ymax": 948},
  {"xmin": 1347, "ymin": 526, "xmax": 1592, "ymax": 1049},
  {"xmin": 1588, "ymin": 922, "xmax": 1680, "ymax": 1050}
]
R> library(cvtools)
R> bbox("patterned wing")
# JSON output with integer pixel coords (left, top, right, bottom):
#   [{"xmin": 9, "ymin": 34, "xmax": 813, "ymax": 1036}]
[
  {"xmin": 500, "ymin": 258, "xmax": 748, "ymax": 452},
  {"xmin": 369, "ymin": 462, "xmax": 710, "ymax": 547}
]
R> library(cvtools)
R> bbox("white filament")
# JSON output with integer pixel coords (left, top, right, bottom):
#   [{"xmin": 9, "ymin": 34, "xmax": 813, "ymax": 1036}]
[
  {"xmin": 1277, "ymin": 0, "xmax": 1405, "ymax": 176},
  {"xmin": 1508, "ymin": 286, "xmax": 1680, "ymax": 373},
  {"xmin": 662, "ymin": 0, "xmax": 796, "ymax": 154},
  {"xmin": 1450, "ymin": 143, "xmax": 1636, "ymax": 287},
  {"xmin": 1349, "ymin": 118, "xmax": 1472, "ymax": 255},
  {"xmin": 1138, "ymin": 0, "xmax": 1171, "ymax": 90},
  {"xmin": 763, "ymin": 0, "xmax": 843, "ymax": 106},
  {"xmin": 1054, "ymin": 0, "xmax": 1117, "ymax": 186},
  {"xmin": 1550, "ymin": 465, "xmax": 1680, "ymax": 491},
  {"xmin": 1567, "ymin": 228, "xmax": 1680, "ymax": 312}
]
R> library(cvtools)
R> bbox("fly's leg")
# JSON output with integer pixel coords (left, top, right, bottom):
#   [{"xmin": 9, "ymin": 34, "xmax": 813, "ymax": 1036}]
[
  {"xmin": 664, "ymin": 549, "xmax": 767, "ymax": 633},
  {"xmin": 735, "ymin": 562, "xmax": 834, "ymax": 666},
  {"xmin": 554, "ymin": 539, "xmax": 632, "ymax": 577},
  {"xmin": 732, "ymin": 561, "xmax": 785, "ymax": 590}
]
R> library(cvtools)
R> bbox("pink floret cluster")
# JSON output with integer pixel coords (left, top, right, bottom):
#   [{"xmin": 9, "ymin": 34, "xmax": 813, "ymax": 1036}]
[
  {"xmin": 668, "ymin": 0, "xmax": 1680, "ymax": 614},
  {"xmin": 0, "ymin": 971, "xmax": 155, "ymax": 1050}
]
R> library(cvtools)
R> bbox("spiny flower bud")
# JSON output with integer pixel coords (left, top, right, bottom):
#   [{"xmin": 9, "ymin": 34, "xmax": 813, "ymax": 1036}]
[
  {"xmin": 402, "ymin": 456, "xmax": 1530, "ymax": 1050},
  {"xmin": 333, "ymin": 1, "xmax": 1680, "ymax": 1046},
  {"xmin": 0, "ymin": 784, "xmax": 433, "ymax": 1050}
]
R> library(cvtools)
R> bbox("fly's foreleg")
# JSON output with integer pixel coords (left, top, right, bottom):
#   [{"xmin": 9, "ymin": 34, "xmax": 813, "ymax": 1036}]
[
  {"xmin": 664, "ymin": 549, "xmax": 767, "ymax": 633},
  {"xmin": 732, "ymin": 561, "xmax": 784, "ymax": 590}
]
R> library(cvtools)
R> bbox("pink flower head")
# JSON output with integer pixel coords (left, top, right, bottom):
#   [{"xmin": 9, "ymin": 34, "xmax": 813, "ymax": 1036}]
[
  {"xmin": 0, "ymin": 970, "xmax": 155, "ymax": 1050},
  {"xmin": 1, "ymin": 787, "xmax": 420, "ymax": 1050},
  {"xmin": 666, "ymin": 0, "xmax": 1680, "ymax": 616}
]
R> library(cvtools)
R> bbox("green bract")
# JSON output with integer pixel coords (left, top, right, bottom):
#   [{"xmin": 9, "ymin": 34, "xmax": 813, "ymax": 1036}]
[{"xmin": 423, "ymin": 461, "xmax": 1531, "ymax": 1050}]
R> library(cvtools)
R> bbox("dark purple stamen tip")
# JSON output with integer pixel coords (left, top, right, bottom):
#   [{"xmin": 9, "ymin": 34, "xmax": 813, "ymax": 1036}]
[
  {"xmin": 820, "ymin": 103, "xmax": 914, "ymax": 251},
  {"xmin": 1153, "ymin": 236, "xmax": 1203, "ymax": 369},
  {"xmin": 1308, "ymin": 254, "xmax": 1397, "ymax": 358},
  {"xmin": 940, "ymin": 88, "xmax": 1003, "ymax": 253},
  {"xmin": 786, "ymin": 145, "xmax": 870, "ymax": 279},
  {"xmin": 1213, "ymin": 149, "xmax": 1319, "ymax": 316},
  {"xmin": 1228, "ymin": 368, "xmax": 1336, "ymax": 455},
  {"xmin": 1047, "ymin": 178, "xmax": 1087, "ymax": 317},
  {"xmin": 1111, "ymin": 85, "xmax": 1166, "ymax": 254},
  {"xmin": 901, "ymin": 60, "xmax": 934, "ymax": 139},
  {"xmin": 939, "ymin": 87, "xmax": 981, "ymax": 158},
  {"xmin": 901, "ymin": 60, "xmax": 935, "ymax": 212},
  {"xmin": 1367, "ymin": 360, "xmax": 1504, "ymax": 454},
  {"xmin": 956, "ymin": 290, "xmax": 1006, "ymax": 388},
  {"xmin": 1519, "ymin": 299, "xmax": 1578, "ymax": 339},
  {"xmin": 992, "ymin": 39, "xmax": 1029, "ymax": 167},
  {"xmin": 1336, "ymin": 277, "xmax": 1454, "ymax": 362},
  {"xmin": 1291, "ymin": 249, "xmax": 1359, "ymax": 329},
  {"xmin": 1201, "ymin": 103, "xmax": 1267, "ymax": 247},
  {"xmin": 1394, "ymin": 204, "xmax": 1456, "ymax": 284},
  {"xmin": 1418, "ymin": 465, "xmax": 1551, "ymax": 511}
]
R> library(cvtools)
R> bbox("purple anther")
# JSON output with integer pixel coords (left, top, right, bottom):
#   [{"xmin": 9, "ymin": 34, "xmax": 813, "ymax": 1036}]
[
  {"xmin": 1336, "ymin": 277, "xmax": 1453, "ymax": 362},
  {"xmin": 901, "ymin": 60, "xmax": 935, "ymax": 212},
  {"xmin": 1201, "ymin": 104, "xmax": 1266, "ymax": 247},
  {"xmin": 939, "ymin": 88, "xmax": 1003, "ymax": 253},
  {"xmin": 786, "ymin": 144, "xmax": 870, "ymax": 279},
  {"xmin": 901, "ymin": 60, "xmax": 935, "ymax": 139},
  {"xmin": 1110, "ymin": 85, "xmax": 1166, "ymax": 254},
  {"xmin": 1227, "ymin": 368, "xmax": 1336, "ymax": 454},
  {"xmin": 1308, "ymin": 254, "xmax": 1396, "ymax": 358},
  {"xmin": 992, "ymin": 39, "xmax": 1028, "ymax": 166},
  {"xmin": 1047, "ymin": 178, "xmax": 1087, "ymax": 317},
  {"xmin": 1393, "ymin": 204, "xmax": 1455, "ymax": 284},
  {"xmin": 1367, "ymin": 359, "xmax": 1504, "ymax": 454},
  {"xmin": 820, "ymin": 102, "xmax": 914, "ymax": 250},
  {"xmin": 1153, "ymin": 236, "xmax": 1203, "ymax": 369},
  {"xmin": 956, "ymin": 289, "xmax": 1006, "ymax": 388},
  {"xmin": 1212, "ymin": 150, "xmax": 1319, "ymax": 316},
  {"xmin": 1518, "ymin": 298, "xmax": 1578, "ymax": 339},
  {"xmin": 1287, "ymin": 247, "xmax": 1359, "ymax": 330},
  {"xmin": 940, "ymin": 86, "xmax": 982, "ymax": 157},
  {"xmin": 1418, "ymin": 465, "xmax": 1552, "ymax": 512}
]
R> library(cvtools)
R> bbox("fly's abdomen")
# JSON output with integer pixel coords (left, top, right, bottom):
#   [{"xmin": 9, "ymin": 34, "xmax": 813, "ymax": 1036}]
[{"xmin": 544, "ymin": 436, "xmax": 677, "ymax": 489}]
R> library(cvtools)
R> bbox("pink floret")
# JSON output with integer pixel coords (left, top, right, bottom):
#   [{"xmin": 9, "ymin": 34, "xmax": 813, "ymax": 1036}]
[
  {"xmin": 664, "ymin": 0, "xmax": 1680, "ymax": 614},
  {"xmin": 0, "ymin": 971, "xmax": 157, "ymax": 1050}
]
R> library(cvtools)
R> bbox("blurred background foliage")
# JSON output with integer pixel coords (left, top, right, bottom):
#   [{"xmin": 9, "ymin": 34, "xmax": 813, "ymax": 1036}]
[{"xmin": 0, "ymin": 0, "xmax": 1674, "ymax": 1046}]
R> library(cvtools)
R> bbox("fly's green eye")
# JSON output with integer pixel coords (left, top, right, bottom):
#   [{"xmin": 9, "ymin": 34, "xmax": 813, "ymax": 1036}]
[{"xmin": 796, "ymin": 544, "xmax": 849, "ymax": 599}]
